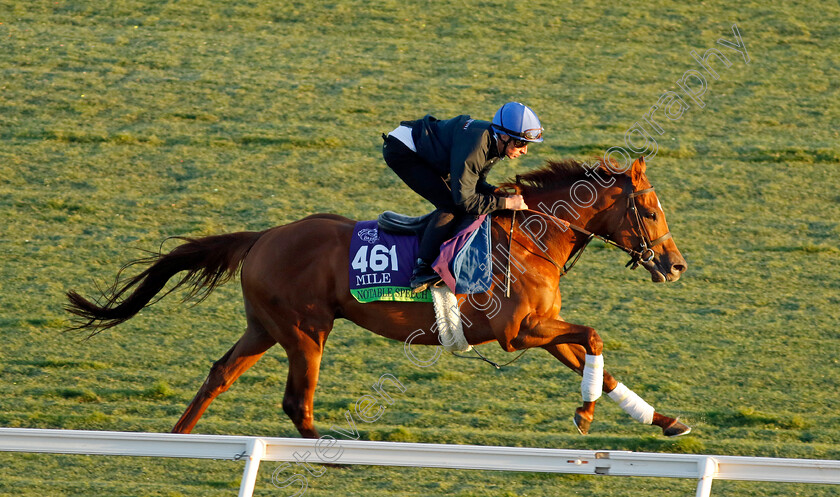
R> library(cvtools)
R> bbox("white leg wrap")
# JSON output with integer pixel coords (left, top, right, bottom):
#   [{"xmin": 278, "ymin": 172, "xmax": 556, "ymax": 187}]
[
  {"xmin": 607, "ymin": 382, "xmax": 655, "ymax": 425},
  {"xmin": 580, "ymin": 354, "xmax": 604, "ymax": 402},
  {"xmin": 430, "ymin": 286, "xmax": 471, "ymax": 353}
]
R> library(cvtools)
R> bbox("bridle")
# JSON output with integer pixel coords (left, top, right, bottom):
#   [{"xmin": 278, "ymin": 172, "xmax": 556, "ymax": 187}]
[
  {"xmin": 469, "ymin": 181, "xmax": 673, "ymax": 370},
  {"xmin": 507, "ymin": 184, "xmax": 672, "ymax": 277},
  {"xmin": 619, "ymin": 186, "xmax": 673, "ymax": 269}
]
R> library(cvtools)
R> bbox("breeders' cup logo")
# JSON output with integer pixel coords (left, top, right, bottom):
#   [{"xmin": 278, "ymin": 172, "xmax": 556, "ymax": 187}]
[{"xmin": 358, "ymin": 228, "xmax": 379, "ymax": 244}]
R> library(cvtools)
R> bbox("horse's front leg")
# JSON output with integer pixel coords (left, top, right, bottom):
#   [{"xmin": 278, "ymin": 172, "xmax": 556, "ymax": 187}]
[
  {"xmin": 501, "ymin": 315, "xmax": 605, "ymax": 434},
  {"xmin": 539, "ymin": 342, "xmax": 613, "ymax": 435},
  {"xmin": 543, "ymin": 343, "xmax": 691, "ymax": 437}
]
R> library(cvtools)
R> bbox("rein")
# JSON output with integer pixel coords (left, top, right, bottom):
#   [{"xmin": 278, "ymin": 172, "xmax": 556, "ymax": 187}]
[
  {"xmin": 506, "ymin": 186, "xmax": 672, "ymax": 281},
  {"xmin": 452, "ymin": 346, "xmax": 529, "ymax": 370},
  {"xmin": 462, "ymin": 183, "xmax": 672, "ymax": 371}
]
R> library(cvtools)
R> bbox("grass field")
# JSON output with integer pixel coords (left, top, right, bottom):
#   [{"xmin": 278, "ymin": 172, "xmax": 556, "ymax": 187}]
[{"xmin": 1, "ymin": 1, "xmax": 839, "ymax": 495}]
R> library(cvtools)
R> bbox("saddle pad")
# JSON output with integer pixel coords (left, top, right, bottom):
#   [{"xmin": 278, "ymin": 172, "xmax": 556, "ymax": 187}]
[
  {"xmin": 349, "ymin": 220, "xmax": 432, "ymax": 303},
  {"xmin": 432, "ymin": 214, "xmax": 493, "ymax": 294}
]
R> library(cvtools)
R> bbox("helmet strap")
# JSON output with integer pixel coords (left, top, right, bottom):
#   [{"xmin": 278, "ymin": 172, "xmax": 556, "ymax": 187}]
[{"xmin": 496, "ymin": 134, "xmax": 510, "ymax": 159}]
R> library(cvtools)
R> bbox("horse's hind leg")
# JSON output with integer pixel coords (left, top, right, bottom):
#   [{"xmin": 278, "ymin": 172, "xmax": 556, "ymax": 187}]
[
  {"xmin": 172, "ymin": 324, "xmax": 275, "ymax": 434},
  {"xmin": 544, "ymin": 343, "xmax": 690, "ymax": 437},
  {"xmin": 280, "ymin": 334, "xmax": 325, "ymax": 439}
]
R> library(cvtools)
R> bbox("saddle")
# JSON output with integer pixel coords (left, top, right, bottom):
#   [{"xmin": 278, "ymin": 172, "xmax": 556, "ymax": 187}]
[
  {"xmin": 368, "ymin": 211, "xmax": 494, "ymax": 295},
  {"xmin": 377, "ymin": 210, "xmax": 479, "ymax": 238},
  {"xmin": 376, "ymin": 210, "xmax": 433, "ymax": 237}
]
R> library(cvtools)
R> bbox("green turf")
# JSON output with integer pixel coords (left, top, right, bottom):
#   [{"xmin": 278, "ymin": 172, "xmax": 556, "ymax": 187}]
[{"xmin": 1, "ymin": 0, "xmax": 839, "ymax": 495}]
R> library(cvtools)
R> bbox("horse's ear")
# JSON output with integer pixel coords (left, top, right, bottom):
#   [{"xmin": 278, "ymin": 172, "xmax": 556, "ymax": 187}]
[{"xmin": 631, "ymin": 156, "xmax": 646, "ymax": 184}]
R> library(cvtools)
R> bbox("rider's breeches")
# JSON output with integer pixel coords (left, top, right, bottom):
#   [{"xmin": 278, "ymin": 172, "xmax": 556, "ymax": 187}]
[{"xmin": 383, "ymin": 135, "xmax": 466, "ymax": 261}]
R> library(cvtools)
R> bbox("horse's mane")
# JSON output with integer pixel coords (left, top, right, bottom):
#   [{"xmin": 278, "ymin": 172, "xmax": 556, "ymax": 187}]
[{"xmin": 499, "ymin": 158, "xmax": 620, "ymax": 194}]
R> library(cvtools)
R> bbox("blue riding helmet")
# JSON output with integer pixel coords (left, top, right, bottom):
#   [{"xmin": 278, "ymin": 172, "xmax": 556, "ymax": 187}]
[{"xmin": 491, "ymin": 102, "xmax": 544, "ymax": 143}]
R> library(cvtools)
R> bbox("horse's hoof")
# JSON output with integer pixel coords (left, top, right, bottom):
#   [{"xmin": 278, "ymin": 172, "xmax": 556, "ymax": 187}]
[
  {"xmin": 573, "ymin": 412, "xmax": 591, "ymax": 435},
  {"xmin": 663, "ymin": 418, "xmax": 691, "ymax": 437}
]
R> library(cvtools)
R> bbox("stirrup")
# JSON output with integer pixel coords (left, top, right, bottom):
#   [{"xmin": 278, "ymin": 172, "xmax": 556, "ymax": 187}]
[
  {"xmin": 411, "ymin": 273, "xmax": 440, "ymax": 293},
  {"xmin": 410, "ymin": 258, "xmax": 439, "ymax": 293}
]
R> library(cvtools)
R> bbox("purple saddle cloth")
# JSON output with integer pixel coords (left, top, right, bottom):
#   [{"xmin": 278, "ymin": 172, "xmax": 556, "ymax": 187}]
[
  {"xmin": 348, "ymin": 216, "xmax": 493, "ymax": 303},
  {"xmin": 348, "ymin": 220, "xmax": 431, "ymax": 302}
]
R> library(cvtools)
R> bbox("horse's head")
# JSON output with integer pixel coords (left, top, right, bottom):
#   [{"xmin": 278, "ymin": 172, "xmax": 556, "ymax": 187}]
[
  {"xmin": 511, "ymin": 156, "xmax": 687, "ymax": 283},
  {"xmin": 599, "ymin": 157, "xmax": 687, "ymax": 282}
]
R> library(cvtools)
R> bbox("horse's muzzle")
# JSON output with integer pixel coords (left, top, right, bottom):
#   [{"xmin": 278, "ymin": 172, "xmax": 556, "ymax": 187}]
[{"xmin": 645, "ymin": 253, "xmax": 687, "ymax": 283}]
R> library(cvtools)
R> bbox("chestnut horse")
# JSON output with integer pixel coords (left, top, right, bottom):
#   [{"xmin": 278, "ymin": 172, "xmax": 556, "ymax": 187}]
[{"xmin": 66, "ymin": 157, "xmax": 690, "ymax": 438}]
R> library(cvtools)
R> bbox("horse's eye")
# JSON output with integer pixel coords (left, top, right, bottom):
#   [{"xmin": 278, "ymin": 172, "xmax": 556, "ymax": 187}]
[{"xmin": 646, "ymin": 212, "xmax": 657, "ymax": 220}]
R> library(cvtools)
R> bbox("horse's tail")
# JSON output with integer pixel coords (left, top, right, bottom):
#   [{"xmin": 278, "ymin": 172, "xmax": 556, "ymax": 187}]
[{"xmin": 65, "ymin": 230, "xmax": 266, "ymax": 336}]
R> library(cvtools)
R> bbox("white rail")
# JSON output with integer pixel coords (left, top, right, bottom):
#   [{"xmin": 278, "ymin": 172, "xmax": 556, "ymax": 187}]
[{"xmin": 2, "ymin": 428, "xmax": 839, "ymax": 497}]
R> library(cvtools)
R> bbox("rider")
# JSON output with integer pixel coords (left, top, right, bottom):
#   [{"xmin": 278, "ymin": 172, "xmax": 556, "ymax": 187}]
[{"xmin": 382, "ymin": 102, "xmax": 543, "ymax": 292}]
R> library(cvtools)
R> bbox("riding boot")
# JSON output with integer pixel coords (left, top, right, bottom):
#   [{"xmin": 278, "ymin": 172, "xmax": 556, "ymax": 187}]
[
  {"xmin": 411, "ymin": 209, "xmax": 457, "ymax": 293},
  {"xmin": 410, "ymin": 258, "xmax": 439, "ymax": 293}
]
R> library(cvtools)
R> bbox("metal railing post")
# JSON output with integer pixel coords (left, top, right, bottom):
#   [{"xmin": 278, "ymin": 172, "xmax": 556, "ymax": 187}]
[
  {"xmin": 696, "ymin": 456, "xmax": 718, "ymax": 497},
  {"xmin": 238, "ymin": 438, "xmax": 266, "ymax": 497}
]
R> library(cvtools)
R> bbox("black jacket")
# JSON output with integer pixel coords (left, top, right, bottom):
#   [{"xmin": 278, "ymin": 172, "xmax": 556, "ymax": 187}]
[{"xmin": 402, "ymin": 114, "xmax": 505, "ymax": 215}]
